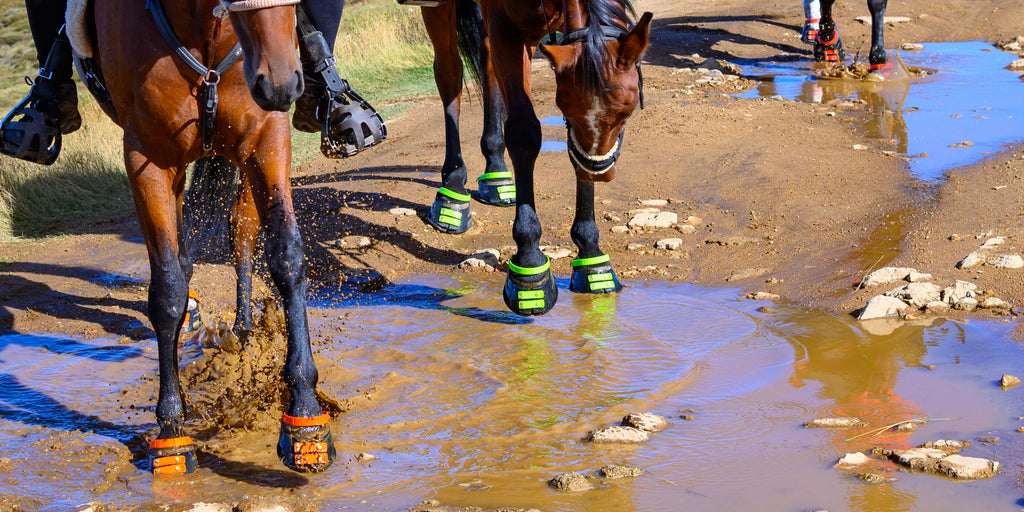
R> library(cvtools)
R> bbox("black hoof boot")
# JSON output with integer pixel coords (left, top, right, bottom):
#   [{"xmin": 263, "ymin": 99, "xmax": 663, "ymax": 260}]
[
  {"xmin": 148, "ymin": 436, "xmax": 198, "ymax": 476},
  {"xmin": 427, "ymin": 188, "xmax": 473, "ymax": 234},
  {"xmin": 814, "ymin": 31, "xmax": 845, "ymax": 64},
  {"xmin": 475, "ymin": 172, "xmax": 516, "ymax": 207},
  {"xmin": 503, "ymin": 258, "xmax": 558, "ymax": 316},
  {"xmin": 569, "ymin": 254, "xmax": 623, "ymax": 294},
  {"xmin": 278, "ymin": 413, "xmax": 337, "ymax": 473}
]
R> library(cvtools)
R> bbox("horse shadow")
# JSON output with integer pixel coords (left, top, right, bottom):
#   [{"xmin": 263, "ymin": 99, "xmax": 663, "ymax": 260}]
[{"xmin": 648, "ymin": 13, "xmax": 811, "ymax": 70}]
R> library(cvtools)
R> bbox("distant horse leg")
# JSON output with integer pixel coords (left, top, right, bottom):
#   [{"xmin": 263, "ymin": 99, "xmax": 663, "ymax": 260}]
[
  {"xmin": 490, "ymin": 36, "xmax": 556, "ymax": 316},
  {"xmin": 422, "ymin": 3, "xmax": 473, "ymax": 234},
  {"xmin": 801, "ymin": 0, "xmax": 821, "ymax": 44},
  {"xmin": 473, "ymin": 13, "xmax": 514, "ymax": 207},
  {"xmin": 569, "ymin": 181, "xmax": 622, "ymax": 294},
  {"xmin": 125, "ymin": 145, "xmax": 196, "ymax": 475},
  {"xmin": 867, "ymin": 0, "xmax": 888, "ymax": 68},
  {"xmin": 242, "ymin": 127, "xmax": 335, "ymax": 473},
  {"xmin": 815, "ymin": 0, "xmax": 845, "ymax": 63},
  {"xmin": 230, "ymin": 176, "xmax": 259, "ymax": 335}
]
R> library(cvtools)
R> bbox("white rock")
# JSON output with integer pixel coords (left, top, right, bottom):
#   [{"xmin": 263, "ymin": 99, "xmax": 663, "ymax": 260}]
[
  {"xmin": 699, "ymin": 57, "xmax": 743, "ymax": 75},
  {"xmin": 861, "ymin": 267, "xmax": 915, "ymax": 287},
  {"xmin": 943, "ymin": 281, "xmax": 978, "ymax": 304},
  {"xmin": 925, "ymin": 301, "xmax": 949, "ymax": 313},
  {"xmin": 640, "ymin": 199, "xmax": 669, "ymax": 207},
  {"xmin": 886, "ymin": 282, "xmax": 942, "ymax": 308},
  {"xmin": 988, "ymin": 254, "xmax": 1024, "ymax": 269},
  {"xmin": 459, "ymin": 249, "xmax": 500, "ymax": 269},
  {"xmin": 627, "ymin": 243, "xmax": 646, "ymax": 251},
  {"xmin": 982, "ymin": 297, "xmax": 1009, "ymax": 309},
  {"xmin": 622, "ymin": 412, "xmax": 669, "ymax": 432},
  {"xmin": 981, "ymin": 236, "xmax": 1006, "ymax": 248},
  {"xmin": 628, "ymin": 212, "xmax": 678, "ymax": 229},
  {"xmin": 611, "ymin": 225, "xmax": 629, "ymax": 233},
  {"xmin": 957, "ymin": 251, "xmax": 985, "ymax": 269},
  {"xmin": 1000, "ymin": 374, "xmax": 1021, "ymax": 389},
  {"xmin": 542, "ymin": 247, "xmax": 573, "ymax": 260},
  {"xmin": 356, "ymin": 237, "xmax": 372, "ymax": 248},
  {"xmin": 655, "ymin": 238, "xmax": 683, "ymax": 250},
  {"xmin": 804, "ymin": 417, "xmax": 866, "ymax": 429},
  {"xmin": 901, "ymin": 42, "xmax": 925, "ymax": 51},
  {"xmin": 855, "ymin": 15, "xmax": 911, "ymax": 26},
  {"xmin": 586, "ymin": 426, "xmax": 649, "ymax": 443},
  {"xmin": 356, "ymin": 452, "xmax": 377, "ymax": 462},
  {"xmin": 836, "ymin": 452, "xmax": 872, "ymax": 466},
  {"xmin": 1007, "ymin": 59, "xmax": 1024, "ymax": 71},
  {"xmin": 853, "ymin": 144, "xmax": 868, "ymax": 151},
  {"xmin": 388, "ymin": 207, "xmax": 417, "ymax": 216},
  {"xmin": 907, "ymin": 271, "xmax": 933, "ymax": 282},
  {"xmin": 744, "ymin": 291, "xmax": 780, "ymax": 301},
  {"xmin": 187, "ymin": 505, "xmax": 232, "ymax": 512},
  {"xmin": 675, "ymin": 224, "xmax": 697, "ymax": 235},
  {"xmin": 628, "ymin": 207, "xmax": 661, "ymax": 215},
  {"xmin": 936, "ymin": 455, "xmax": 1000, "ymax": 480},
  {"xmin": 684, "ymin": 215, "xmax": 703, "ymax": 225},
  {"xmin": 858, "ymin": 295, "xmax": 910, "ymax": 320},
  {"xmin": 955, "ymin": 297, "xmax": 978, "ymax": 311}
]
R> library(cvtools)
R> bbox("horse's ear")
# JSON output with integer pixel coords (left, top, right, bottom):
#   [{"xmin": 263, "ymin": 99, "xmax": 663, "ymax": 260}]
[
  {"xmin": 619, "ymin": 12, "xmax": 653, "ymax": 68},
  {"xmin": 539, "ymin": 44, "xmax": 579, "ymax": 74}
]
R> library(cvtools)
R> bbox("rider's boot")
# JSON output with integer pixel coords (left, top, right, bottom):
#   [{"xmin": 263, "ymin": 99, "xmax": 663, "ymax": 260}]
[
  {"xmin": 293, "ymin": 7, "xmax": 386, "ymax": 158},
  {"xmin": 0, "ymin": 27, "xmax": 81, "ymax": 165}
]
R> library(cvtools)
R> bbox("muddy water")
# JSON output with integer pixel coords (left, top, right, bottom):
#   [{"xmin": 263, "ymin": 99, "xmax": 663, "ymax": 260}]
[
  {"xmin": 737, "ymin": 42, "xmax": 1024, "ymax": 181},
  {"xmin": 2, "ymin": 277, "xmax": 1024, "ymax": 511}
]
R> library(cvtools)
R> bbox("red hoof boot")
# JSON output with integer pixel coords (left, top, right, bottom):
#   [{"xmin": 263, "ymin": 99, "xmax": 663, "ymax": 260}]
[
  {"xmin": 277, "ymin": 413, "xmax": 336, "ymax": 473},
  {"xmin": 149, "ymin": 436, "xmax": 197, "ymax": 475}
]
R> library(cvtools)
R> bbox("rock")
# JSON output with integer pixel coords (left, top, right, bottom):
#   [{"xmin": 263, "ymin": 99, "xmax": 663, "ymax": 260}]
[
  {"xmin": 901, "ymin": 42, "xmax": 925, "ymax": 52},
  {"xmin": 548, "ymin": 472, "xmax": 593, "ymax": 492},
  {"xmin": 936, "ymin": 455, "xmax": 1000, "ymax": 480},
  {"xmin": 675, "ymin": 224, "xmax": 697, "ymax": 235},
  {"xmin": 895, "ymin": 421, "xmax": 919, "ymax": 432},
  {"xmin": 622, "ymin": 412, "xmax": 669, "ymax": 432},
  {"xmin": 699, "ymin": 57, "xmax": 743, "ymax": 75},
  {"xmin": 943, "ymin": 281, "xmax": 978, "ymax": 304},
  {"xmin": 1009, "ymin": 60, "xmax": 1024, "ymax": 72},
  {"xmin": 744, "ymin": 291, "xmax": 780, "ymax": 301},
  {"xmin": 542, "ymin": 247, "xmax": 573, "ymax": 260},
  {"xmin": 836, "ymin": 452, "xmax": 872, "ymax": 466},
  {"xmin": 726, "ymin": 267, "xmax": 771, "ymax": 282},
  {"xmin": 886, "ymin": 282, "xmax": 942, "ymax": 308},
  {"xmin": 1000, "ymin": 374, "xmax": 1021, "ymax": 389},
  {"xmin": 949, "ymin": 141, "xmax": 974, "ymax": 148},
  {"xmin": 907, "ymin": 271, "xmax": 933, "ymax": 282},
  {"xmin": 859, "ymin": 473, "xmax": 897, "ymax": 484},
  {"xmin": 855, "ymin": 15, "xmax": 911, "ymax": 26},
  {"xmin": 862, "ymin": 266, "xmax": 916, "ymax": 287},
  {"xmin": 356, "ymin": 237, "xmax": 372, "ymax": 248},
  {"xmin": 388, "ymin": 207, "xmax": 417, "ymax": 216},
  {"xmin": 976, "ymin": 436, "xmax": 1000, "ymax": 444},
  {"xmin": 924, "ymin": 301, "xmax": 949, "ymax": 313},
  {"xmin": 459, "ymin": 249, "xmax": 500, "ymax": 270},
  {"xmin": 996, "ymin": 35, "xmax": 1024, "ymax": 52},
  {"xmin": 988, "ymin": 254, "xmax": 1024, "ymax": 269},
  {"xmin": 585, "ymin": 426, "xmax": 649, "ymax": 444},
  {"xmin": 611, "ymin": 225, "xmax": 629, "ymax": 233},
  {"xmin": 981, "ymin": 236, "xmax": 1006, "ymax": 248},
  {"xmin": 923, "ymin": 439, "xmax": 966, "ymax": 450},
  {"xmin": 804, "ymin": 417, "xmax": 866, "ymax": 429},
  {"xmin": 640, "ymin": 199, "xmax": 669, "ymax": 207},
  {"xmin": 655, "ymin": 238, "xmax": 683, "ymax": 250},
  {"xmin": 981, "ymin": 297, "xmax": 1009, "ymax": 309},
  {"xmin": 853, "ymin": 144, "xmax": 868, "ymax": 151},
  {"xmin": 706, "ymin": 235, "xmax": 756, "ymax": 246},
  {"xmin": 858, "ymin": 295, "xmax": 909, "ymax": 320},
  {"xmin": 628, "ymin": 211, "xmax": 678, "ymax": 228},
  {"xmin": 627, "ymin": 243, "xmax": 646, "ymax": 251},
  {"xmin": 187, "ymin": 504, "xmax": 232, "ymax": 512},
  {"xmin": 603, "ymin": 213, "xmax": 621, "ymax": 222},
  {"xmin": 628, "ymin": 207, "xmax": 661, "ymax": 215},
  {"xmin": 957, "ymin": 251, "xmax": 985, "ymax": 269},
  {"xmin": 356, "ymin": 452, "xmax": 377, "ymax": 462},
  {"xmin": 598, "ymin": 464, "xmax": 643, "ymax": 479},
  {"xmin": 955, "ymin": 297, "xmax": 978, "ymax": 311},
  {"xmin": 684, "ymin": 215, "xmax": 703, "ymax": 225}
]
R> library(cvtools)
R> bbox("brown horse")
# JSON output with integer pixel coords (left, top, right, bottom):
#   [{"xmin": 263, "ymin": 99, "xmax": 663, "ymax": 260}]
[
  {"xmin": 81, "ymin": 0, "xmax": 335, "ymax": 473},
  {"xmin": 421, "ymin": 0, "xmax": 651, "ymax": 315}
]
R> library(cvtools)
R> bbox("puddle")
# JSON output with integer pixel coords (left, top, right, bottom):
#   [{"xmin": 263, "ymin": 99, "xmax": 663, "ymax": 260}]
[
  {"xmin": 737, "ymin": 42, "xmax": 1024, "ymax": 180},
  {"xmin": 3, "ymin": 277, "xmax": 1024, "ymax": 511},
  {"xmin": 541, "ymin": 115, "xmax": 568, "ymax": 152}
]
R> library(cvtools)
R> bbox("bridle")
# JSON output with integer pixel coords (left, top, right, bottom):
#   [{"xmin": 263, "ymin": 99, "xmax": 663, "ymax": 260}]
[
  {"xmin": 540, "ymin": 1, "xmax": 644, "ymax": 176},
  {"xmin": 146, "ymin": 0, "xmax": 298, "ymax": 154}
]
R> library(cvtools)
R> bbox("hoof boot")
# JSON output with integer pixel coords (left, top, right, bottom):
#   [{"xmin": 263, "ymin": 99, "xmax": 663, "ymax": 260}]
[
  {"xmin": 814, "ymin": 31, "xmax": 846, "ymax": 63},
  {"xmin": 475, "ymin": 172, "xmax": 515, "ymax": 207},
  {"xmin": 278, "ymin": 413, "xmax": 336, "ymax": 473},
  {"xmin": 427, "ymin": 187, "xmax": 472, "ymax": 234},
  {"xmin": 149, "ymin": 436, "xmax": 197, "ymax": 475},
  {"xmin": 569, "ymin": 255, "xmax": 623, "ymax": 294},
  {"xmin": 504, "ymin": 258, "xmax": 558, "ymax": 316}
]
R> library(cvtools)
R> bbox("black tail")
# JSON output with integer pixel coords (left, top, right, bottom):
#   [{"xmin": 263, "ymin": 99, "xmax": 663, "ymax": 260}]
[
  {"xmin": 455, "ymin": 0, "xmax": 485, "ymax": 84},
  {"xmin": 183, "ymin": 156, "xmax": 239, "ymax": 264}
]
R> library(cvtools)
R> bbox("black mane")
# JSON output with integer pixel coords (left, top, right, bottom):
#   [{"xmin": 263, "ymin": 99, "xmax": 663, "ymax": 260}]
[{"xmin": 579, "ymin": 0, "xmax": 636, "ymax": 91}]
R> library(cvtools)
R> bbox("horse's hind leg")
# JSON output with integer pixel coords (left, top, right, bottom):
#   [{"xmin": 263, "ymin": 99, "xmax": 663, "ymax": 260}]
[
  {"xmin": 815, "ymin": 0, "xmax": 845, "ymax": 63},
  {"xmin": 422, "ymin": 3, "xmax": 473, "ymax": 234},
  {"xmin": 241, "ymin": 126, "xmax": 335, "ymax": 473},
  {"xmin": 125, "ymin": 147, "xmax": 197, "ymax": 475},
  {"xmin": 569, "ymin": 181, "xmax": 622, "ymax": 294},
  {"xmin": 230, "ymin": 177, "xmax": 259, "ymax": 335},
  {"xmin": 472, "ymin": 13, "xmax": 514, "ymax": 207},
  {"xmin": 867, "ymin": 0, "xmax": 888, "ymax": 68}
]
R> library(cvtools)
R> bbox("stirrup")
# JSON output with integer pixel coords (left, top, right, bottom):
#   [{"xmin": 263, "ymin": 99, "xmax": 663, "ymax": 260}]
[{"xmin": 1, "ymin": 88, "xmax": 61, "ymax": 165}]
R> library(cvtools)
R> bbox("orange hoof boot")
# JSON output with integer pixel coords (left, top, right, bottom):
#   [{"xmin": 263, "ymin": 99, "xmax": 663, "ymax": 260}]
[
  {"xmin": 149, "ymin": 436, "xmax": 197, "ymax": 475},
  {"xmin": 277, "ymin": 412, "xmax": 336, "ymax": 473}
]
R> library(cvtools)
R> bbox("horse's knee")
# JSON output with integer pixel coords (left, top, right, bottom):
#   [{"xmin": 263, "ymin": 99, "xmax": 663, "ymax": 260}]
[
  {"xmin": 571, "ymin": 217, "xmax": 600, "ymax": 250},
  {"xmin": 148, "ymin": 258, "xmax": 188, "ymax": 331},
  {"xmin": 266, "ymin": 219, "xmax": 306, "ymax": 294}
]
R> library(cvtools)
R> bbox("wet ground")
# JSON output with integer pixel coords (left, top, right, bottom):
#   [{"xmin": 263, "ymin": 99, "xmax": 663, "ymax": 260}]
[{"xmin": 3, "ymin": 275, "xmax": 1024, "ymax": 511}]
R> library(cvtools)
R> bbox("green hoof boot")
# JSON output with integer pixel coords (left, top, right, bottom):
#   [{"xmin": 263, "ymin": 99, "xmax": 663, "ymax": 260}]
[
  {"xmin": 569, "ymin": 254, "xmax": 623, "ymax": 294},
  {"xmin": 278, "ymin": 413, "xmax": 337, "ymax": 473},
  {"xmin": 427, "ymin": 187, "xmax": 472, "ymax": 234},
  {"xmin": 475, "ymin": 172, "xmax": 515, "ymax": 207},
  {"xmin": 503, "ymin": 258, "xmax": 558, "ymax": 316}
]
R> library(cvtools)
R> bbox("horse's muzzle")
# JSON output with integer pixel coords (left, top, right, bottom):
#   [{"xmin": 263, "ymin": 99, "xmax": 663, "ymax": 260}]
[
  {"xmin": 250, "ymin": 69, "xmax": 303, "ymax": 112},
  {"xmin": 568, "ymin": 126, "xmax": 623, "ymax": 183}
]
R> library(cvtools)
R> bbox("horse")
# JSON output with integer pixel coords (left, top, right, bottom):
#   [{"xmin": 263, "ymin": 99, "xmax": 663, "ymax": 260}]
[
  {"xmin": 811, "ymin": 0, "xmax": 890, "ymax": 71},
  {"xmin": 419, "ymin": 0, "xmax": 652, "ymax": 316},
  {"xmin": 77, "ymin": 0, "xmax": 336, "ymax": 474}
]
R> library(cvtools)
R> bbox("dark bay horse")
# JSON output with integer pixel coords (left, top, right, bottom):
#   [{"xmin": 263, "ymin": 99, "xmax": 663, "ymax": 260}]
[
  {"xmin": 421, "ymin": 0, "xmax": 651, "ymax": 316},
  {"xmin": 813, "ymin": 0, "xmax": 890, "ymax": 71},
  {"xmin": 83, "ymin": 0, "xmax": 335, "ymax": 473}
]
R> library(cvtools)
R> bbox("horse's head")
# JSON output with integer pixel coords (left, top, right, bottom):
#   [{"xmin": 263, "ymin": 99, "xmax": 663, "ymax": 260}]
[
  {"xmin": 540, "ymin": 11, "xmax": 652, "ymax": 183},
  {"xmin": 224, "ymin": 2, "xmax": 303, "ymax": 111}
]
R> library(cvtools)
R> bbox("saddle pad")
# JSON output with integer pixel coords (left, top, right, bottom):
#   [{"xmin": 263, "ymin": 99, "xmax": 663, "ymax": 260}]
[{"xmin": 66, "ymin": 0, "xmax": 93, "ymax": 58}]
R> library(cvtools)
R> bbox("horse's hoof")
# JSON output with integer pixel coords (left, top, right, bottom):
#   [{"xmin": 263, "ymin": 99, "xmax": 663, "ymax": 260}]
[
  {"xmin": 475, "ymin": 172, "xmax": 516, "ymax": 207},
  {"xmin": 569, "ymin": 255, "xmax": 623, "ymax": 294},
  {"xmin": 427, "ymin": 188, "xmax": 472, "ymax": 234},
  {"xmin": 503, "ymin": 258, "xmax": 558, "ymax": 316},
  {"xmin": 814, "ymin": 32, "xmax": 845, "ymax": 63},
  {"xmin": 277, "ymin": 413, "xmax": 336, "ymax": 473},
  {"xmin": 148, "ymin": 436, "xmax": 197, "ymax": 475},
  {"xmin": 180, "ymin": 289, "xmax": 203, "ymax": 334}
]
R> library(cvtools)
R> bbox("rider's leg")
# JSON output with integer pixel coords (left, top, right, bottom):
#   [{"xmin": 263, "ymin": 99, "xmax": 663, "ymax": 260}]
[
  {"xmin": 801, "ymin": 0, "xmax": 821, "ymax": 44},
  {"xmin": 1, "ymin": 0, "xmax": 81, "ymax": 164},
  {"xmin": 294, "ymin": 0, "xmax": 386, "ymax": 158}
]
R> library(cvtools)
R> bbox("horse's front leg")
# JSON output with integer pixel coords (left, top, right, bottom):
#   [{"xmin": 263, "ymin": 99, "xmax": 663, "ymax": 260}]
[
  {"xmin": 867, "ymin": 0, "xmax": 888, "ymax": 68},
  {"xmin": 474, "ymin": 24, "xmax": 515, "ymax": 207},
  {"xmin": 814, "ymin": 0, "xmax": 845, "ymax": 63},
  {"xmin": 241, "ymin": 121, "xmax": 335, "ymax": 473},
  {"xmin": 422, "ymin": 3, "xmax": 473, "ymax": 234},
  {"xmin": 124, "ymin": 143, "xmax": 197, "ymax": 475},
  {"xmin": 569, "ymin": 181, "xmax": 622, "ymax": 294},
  {"xmin": 229, "ymin": 176, "xmax": 259, "ymax": 335}
]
